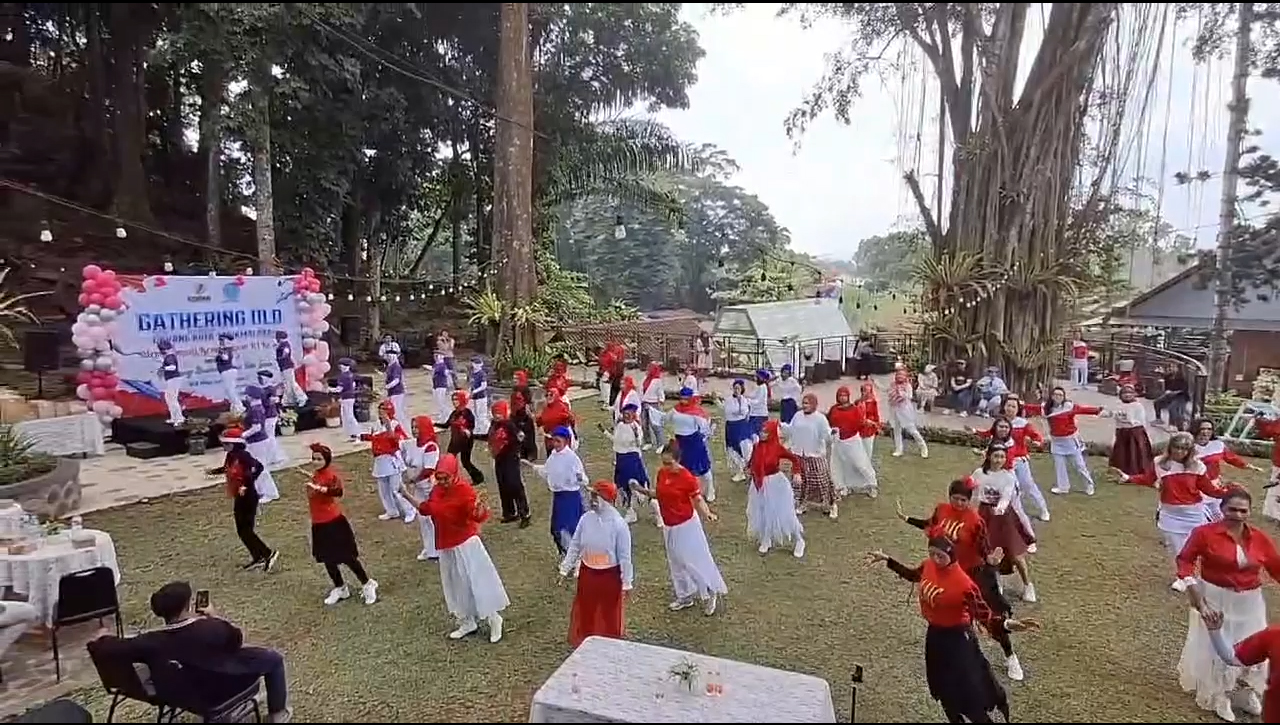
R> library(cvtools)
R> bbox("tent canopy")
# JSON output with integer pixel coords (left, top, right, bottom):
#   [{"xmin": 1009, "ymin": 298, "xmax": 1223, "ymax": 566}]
[{"xmin": 713, "ymin": 298, "xmax": 854, "ymax": 370}]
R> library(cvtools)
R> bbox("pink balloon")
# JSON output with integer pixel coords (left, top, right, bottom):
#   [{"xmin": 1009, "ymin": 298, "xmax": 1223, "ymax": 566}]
[
  {"xmin": 302, "ymin": 267, "xmax": 315, "ymax": 277},
  {"xmin": 76, "ymin": 371, "xmax": 92, "ymax": 385},
  {"xmin": 309, "ymin": 279, "xmax": 321, "ymax": 292},
  {"xmin": 101, "ymin": 373, "xmax": 118, "ymax": 387},
  {"xmin": 103, "ymin": 295, "xmax": 121, "ymax": 310},
  {"xmin": 81, "ymin": 279, "xmax": 97, "ymax": 294},
  {"xmin": 77, "ymin": 293, "xmax": 90, "ymax": 307},
  {"xmin": 82, "ymin": 264, "xmax": 103, "ymax": 280},
  {"xmin": 314, "ymin": 340, "xmax": 330, "ymax": 361},
  {"xmin": 88, "ymin": 293, "xmax": 104, "ymax": 306},
  {"xmin": 90, "ymin": 386, "xmax": 108, "ymax": 399},
  {"xmin": 101, "ymin": 270, "xmax": 116, "ymax": 281}
]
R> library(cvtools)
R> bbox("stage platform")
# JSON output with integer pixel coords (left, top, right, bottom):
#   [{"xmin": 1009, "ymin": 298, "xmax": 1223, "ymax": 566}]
[{"xmin": 111, "ymin": 395, "xmax": 329, "ymax": 458}]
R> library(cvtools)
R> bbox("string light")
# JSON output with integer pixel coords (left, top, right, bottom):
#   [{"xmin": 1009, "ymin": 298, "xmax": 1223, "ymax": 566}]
[
  {"xmin": 39, "ymin": 222, "xmax": 52, "ymax": 243},
  {"xmin": 115, "ymin": 226, "xmax": 127, "ymax": 239},
  {"xmin": 346, "ymin": 293, "xmax": 354, "ymax": 301}
]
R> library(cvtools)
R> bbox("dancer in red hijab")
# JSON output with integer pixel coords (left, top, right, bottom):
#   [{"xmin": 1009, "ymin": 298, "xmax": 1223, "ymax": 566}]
[
  {"xmin": 828, "ymin": 385, "xmax": 878, "ymax": 498},
  {"xmin": 857, "ymin": 381, "xmax": 882, "ymax": 458},
  {"xmin": 407, "ymin": 415, "xmax": 441, "ymax": 561},
  {"xmin": 746, "ymin": 420, "xmax": 806, "ymax": 557},
  {"xmin": 538, "ymin": 385, "xmax": 578, "ymax": 458},
  {"xmin": 307, "ymin": 442, "xmax": 378, "ymax": 606},
  {"xmin": 547, "ymin": 358, "xmax": 570, "ymax": 399},
  {"xmin": 559, "ymin": 480, "xmax": 634, "ymax": 647},
  {"xmin": 445, "ymin": 390, "xmax": 485, "ymax": 484},
  {"xmin": 489, "ymin": 400, "xmax": 531, "ymax": 527},
  {"xmin": 400, "ymin": 454, "xmax": 509, "ymax": 643},
  {"xmin": 640, "ymin": 362, "xmax": 666, "ymax": 450},
  {"xmin": 510, "ymin": 370, "xmax": 539, "ymax": 460},
  {"xmin": 612, "ymin": 374, "xmax": 641, "ymax": 422}
]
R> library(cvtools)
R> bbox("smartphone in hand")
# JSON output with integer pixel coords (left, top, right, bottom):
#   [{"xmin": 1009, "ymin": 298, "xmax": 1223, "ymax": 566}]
[{"xmin": 194, "ymin": 589, "xmax": 211, "ymax": 613}]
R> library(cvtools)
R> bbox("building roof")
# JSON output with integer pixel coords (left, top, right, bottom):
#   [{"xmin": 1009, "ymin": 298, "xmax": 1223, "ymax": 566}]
[
  {"xmin": 713, "ymin": 298, "xmax": 855, "ymax": 369},
  {"xmin": 1106, "ymin": 263, "xmax": 1280, "ymax": 332}
]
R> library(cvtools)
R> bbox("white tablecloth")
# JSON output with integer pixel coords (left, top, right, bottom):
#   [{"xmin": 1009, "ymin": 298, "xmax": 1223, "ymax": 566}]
[
  {"xmin": 0, "ymin": 529, "xmax": 119, "ymax": 625},
  {"xmin": 528, "ymin": 637, "xmax": 837, "ymax": 723},
  {"xmin": 15, "ymin": 413, "xmax": 106, "ymax": 457}
]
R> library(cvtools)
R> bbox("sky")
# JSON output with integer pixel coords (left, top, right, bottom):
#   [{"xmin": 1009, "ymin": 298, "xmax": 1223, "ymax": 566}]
[{"xmin": 653, "ymin": 4, "xmax": 1280, "ymax": 260}]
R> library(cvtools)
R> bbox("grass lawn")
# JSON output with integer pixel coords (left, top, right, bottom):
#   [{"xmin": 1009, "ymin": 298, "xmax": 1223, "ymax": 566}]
[{"xmin": 71, "ymin": 406, "xmax": 1273, "ymax": 723}]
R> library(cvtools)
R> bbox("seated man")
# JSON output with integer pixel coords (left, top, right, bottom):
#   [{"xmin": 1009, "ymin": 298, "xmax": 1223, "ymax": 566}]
[
  {"xmin": 0, "ymin": 599, "xmax": 39, "ymax": 664},
  {"xmin": 87, "ymin": 581, "xmax": 291, "ymax": 723}
]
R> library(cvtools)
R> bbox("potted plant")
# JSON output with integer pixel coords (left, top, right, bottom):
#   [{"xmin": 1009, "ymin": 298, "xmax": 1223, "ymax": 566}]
[
  {"xmin": 184, "ymin": 420, "xmax": 211, "ymax": 455},
  {"xmin": 0, "ymin": 425, "xmax": 79, "ymax": 519},
  {"xmin": 278, "ymin": 409, "xmax": 299, "ymax": 436},
  {"xmin": 667, "ymin": 658, "xmax": 701, "ymax": 694},
  {"xmin": 319, "ymin": 400, "xmax": 341, "ymax": 428}
]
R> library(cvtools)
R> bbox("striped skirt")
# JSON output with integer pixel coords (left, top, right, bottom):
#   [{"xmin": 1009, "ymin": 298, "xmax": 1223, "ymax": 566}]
[{"xmin": 794, "ymin": 455, "xmax": 836, "ymax": 506}]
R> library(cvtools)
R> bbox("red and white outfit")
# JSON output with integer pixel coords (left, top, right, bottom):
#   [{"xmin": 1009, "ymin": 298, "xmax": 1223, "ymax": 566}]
[
  {"xmin": 1256, "ymin": 416, "xmax": 1280, "ymax": 521},
  {"xmin": 978, "ymin": 420, "xmax": 1050, "ymax": 521},
  {"xmin": 1198, "ymin": 439, "xmax": 1252, "ymax": 522},
  {"xmin": 746, "ymin": 421, "xmax": 806, "ymax": 557},
  {"xmin": 1069, "ymin": 339, "xmax": 1089, "ymax": 388},
  {"xmin": 560, "ymin": 483, "xmax": 633, "ymax": 648},
  {"xmin": 1123, "ymin": 457, "xmax": 1230, "ymax": 572},
  {"xmin": 1176, "ymin": 521, "xmax": 1280, "ymax": 720},
  {"xmin": 887, "ymin": 370, "xmax": 928, "ymax": 458},
  {"xmin": 1208, "ymin": 623, "xmax": 1280, "ymax": 723},
  {"xmin": 1035, "ymin": 401, "xmax": 1100, "ymax": 495},
  {"xmin": 406, "ymin": 415, "xmax": 441, "ymax": 561},
  {"xmin": 416, "ymin": 454, "xmax": 509, "ymax": 642},
  {"xmin": 970, "ymin": 466, "xmax": 1036, "ymax": 576},
  {"xmin": 827, "ymin": 388, "xmax": 877, "ymax": 497},
  {"xmin": 856, "ymin": 382, "xmax": 881, "ymax": 458},
  {"xmin": 654, "ymin": 464, "xmax": 727, "ymax": 613},
  {"xmin": 360, "ymin": 404, "xmax": 415, "ymax": 523}
]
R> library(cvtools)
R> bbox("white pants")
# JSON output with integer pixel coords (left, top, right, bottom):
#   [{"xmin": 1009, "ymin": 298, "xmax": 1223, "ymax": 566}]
[
  {"xmin": 890, "ymin": 422, "xmax": 927, "ymax": 454},
  {"xmin": 376, "ymin": 474, "xmax": 413, "ymax": 518},
  {"xmin": 1071, "ymin": 359, "xmax": 1089, "ymax": 388},
  {"xmin": 699, "ymin": 472, "xmax": 715, "ymax": 502},
  {"xmin": 1263, "ymin": 467, "xmax": 1280, "ymax": 521},
  {"xmin": 281, "ymin": 370, "xmax": 307, "ymax": 406},
  {"xmin": 163, "ymin": 376, "xmax": 185, "ymax": 424},
  {"xmin": 725, "ymin": 439, "xmax": 753, "ymax": 477},
  {"xmin": 0, "ymin": 600, "xmax": 37, "ymax": 654},
  {"xmin": 1052, "ymin": 451, "xmax": 1094, "ymax": 492},
  {"xmin": 471, "ymin": 398, "xmax": 492, "ymax": 436},
  {"xmin": 220, "ymin": 369, "xmax": 244, "ymax": 414},
  {"xmin": 389, "ymin": 393, "xmax": 406, "ymax": 421},
  {"xmin": 433, "ymin": 388, "xmax": 451, "ymax": 420},
  {"xmin": 598, "ymin": 376, "xmax": 611, "ymax": 405},
  {"xmin": 643, "ymin": 403, "xmax": 664, "ymax": 447},
  {"xmin": 419, "ymin": 514, "xmax": 438, "ymax": 558},
  {"xmin": 339, "ymin": 398, "xmax": 361, "ymax": 438},
  {"xmin": 1014, "ymin": 457, "xmax": 1049, "ymax": 515},
  {"xmin": 263, "ymin": 417, "xmax": 287, "ymax": 468},
  {"xmin": 862, "ymin": 434, "xmax": 875, "ymax": 458},
  {"xmin": 1163, "ymin": 529, "xmax": 1192, "ymax": 561}
]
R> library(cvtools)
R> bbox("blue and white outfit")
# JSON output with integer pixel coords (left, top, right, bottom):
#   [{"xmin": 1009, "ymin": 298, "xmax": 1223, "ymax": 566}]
[
  {"xmin": 431, "ymin": 354, "xmax": 454, "ymax": 420},
  {"xmin": 722, "ymin": 383, "xmax": 754, "ymax": 482},
  {"xmin": 240, "ymin": 386, "xmax": 280, "ymax": 502},
  {"xmin": 273, "ymin": 331, "xmax": 307, "ymax": 407},
  {"xmin": 384, "ymin": 353, "xmax": 406, "ymax": 423},
  {"xmin": 469, "ymin": 357, "xmax": 491, "ymax": 436},
  {"xmin": 156, "ymin": 339, "xmax": 185, "ymax": 426},
  {"xmin": 610, "ymin": 408, "xmax": 656, "ymax": 525},
  {"xmin": 529, "ymin": 430, "xmax": 588, "ymax": 554},
  {"xmin": 749, "ymin": 369, "xmax": 772, "ymax": 436},
  {"xmin": 669, "ymin": 389, "xmax": 716, "ymax": 502},
  {"xmin": 256, "ymin": 371, "xmax": 288, "ymax": 469},
  {"xmin": 214, "ymin": 333, "xmax": 243, "ymax": 415},
  {"xmin": 330, "ymin": 358, "xmax": 361, "ymax": 439},
  {"xmin": 775, "ymin": 365, "xmax": 802, "ymax": 424}
]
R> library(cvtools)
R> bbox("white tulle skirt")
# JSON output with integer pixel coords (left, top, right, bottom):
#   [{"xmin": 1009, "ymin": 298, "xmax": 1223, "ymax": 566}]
[
  {"xmin": 747, "ymin": 473, "xmax": 804, "ymax": 547},
  {"xmin": 1177, "ymin": 582, "xmax": 1267, "ymax": 709},
  {"xmin": 663, "ymin": 515, "xmax": 728, "ymax": 601},
  {"xmin": 439, "ymin": 535, "xmax": 510, "ymax": 621},
  {"xmin": 830, "ymin": 435, "xmax": 877, "ymax": 495}
]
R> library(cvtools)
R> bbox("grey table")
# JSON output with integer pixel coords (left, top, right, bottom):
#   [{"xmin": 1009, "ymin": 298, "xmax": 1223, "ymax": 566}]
[{"xmin": 528, "ymin": 637, "xmax": 837, "ymax": 723}]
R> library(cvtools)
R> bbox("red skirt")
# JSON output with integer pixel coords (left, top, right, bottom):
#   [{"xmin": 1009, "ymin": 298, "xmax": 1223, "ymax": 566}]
[
  {"xmin": 979, "ymin": 502, "xmax": 1034, "ymax": 558},
  {"xmin": 1109, "ymin": 426, "xmax": 1155, "ymax": 477},
  {"xmin": 568, "ymin": 565, "xmax": 625, "ymax": 648}
]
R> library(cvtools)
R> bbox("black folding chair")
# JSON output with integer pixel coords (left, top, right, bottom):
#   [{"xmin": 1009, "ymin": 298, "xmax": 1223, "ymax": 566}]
[
  {"xmin": 85, "ymin": 640, "xmax": 165, "ymax": 723},
  {"xmin": 52, "ymin": 567, "xmax": 122, "ymax": 681},
  {"xmin": 8, "ymin": 698, "xmax": 93, "ymax": 723},
  {"xmin": 148, "ymin": 659, "xmax": 261, "ymax": 723}
]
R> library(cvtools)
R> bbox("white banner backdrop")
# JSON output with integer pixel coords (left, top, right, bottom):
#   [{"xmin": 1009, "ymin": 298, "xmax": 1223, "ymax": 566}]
[{"xmin": 110, "ymin": 275, "xmax": 305, "ymax": 413}]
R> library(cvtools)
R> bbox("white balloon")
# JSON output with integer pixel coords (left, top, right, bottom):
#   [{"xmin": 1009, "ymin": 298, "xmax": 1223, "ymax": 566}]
[
  {"xmin": 94, "ymin": 356, "xmax": 114, "ymax": 371},
  {"xmin": 81, "ymin": 313, "xmax": 101, "ymax": 326},
  {"xmin": 85, "ymin": 304, "xmax": 102, "ymax": 316},
  {"xmin": 111, "ymin": 404, "xmax": 123, "ymax": 417},
  {"xmin": 316, "ymin": 320, "xmax": 331, "ymax": 333},
  {"xmin": 91, "ymin": 400, "xmax": 111, "ymax": 414},
  {"xmin": 75, "ymin": 384, "xmax": 91, "ymax": 400},
  {"xmin": 77, "ymin": 347, "xmax": 95, "ymax": 359},
  {"xmin": 105, "ymin": 320, "xmax": 120, "ymax": 336},
  {"xmin": 98, "ymin": 412, "xmax": 114, "ymax": 425},
  {"xmin": 93, "ymin": 339, "xmax": 110, "ymax": 352},
  {"xmin": 99, "ymin": 308, "xmax": 117, "ymax": 322},
  {"xmin": 301, "ymin": 337, "xmax": 318, "ymax": 349},
  {"xmin": 296, "ymin": 300, "xmax": 310, "ymax": 311},
  {"xmin": 71, "ymin": 322, "xmax": 87, "ymax": 336},
  {"xmin": 79, "ymin": 358, "xmax": 95, "ymax": 371}
]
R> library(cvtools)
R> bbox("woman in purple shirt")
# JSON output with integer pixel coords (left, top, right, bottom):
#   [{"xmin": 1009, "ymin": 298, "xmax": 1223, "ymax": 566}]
[{"xmin": 157, "ymin": 338, "xmax": 186, "ymax": 426}]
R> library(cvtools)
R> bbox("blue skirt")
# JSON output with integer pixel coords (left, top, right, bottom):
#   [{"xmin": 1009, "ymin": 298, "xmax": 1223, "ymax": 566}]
[
  {"xmin": 750, "ymin": 415, "xmax": 769, "ymax": 437},
  {"xmin": 614, "ymin": 451, "xmax": 649, "ymax": 505},
  {"xmin": 724, "ymin": 418, "xmax": 754, "ymax": 457},
  {"xmin": 780, "ymin": 399, "xmax": 799, "ymax": 424},
  {"xmin": 550, "ymin": 489, "xmax": 585, "ymax": 553},
  {"xmin": 675, "ymin": 433, "xmax": 712, "ymax": 476}
]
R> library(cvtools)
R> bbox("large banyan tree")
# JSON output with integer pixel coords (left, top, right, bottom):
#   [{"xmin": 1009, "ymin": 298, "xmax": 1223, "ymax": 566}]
[{"xmin": 779, "ymin": 3, "xmax": 1166, "ymax": 389}]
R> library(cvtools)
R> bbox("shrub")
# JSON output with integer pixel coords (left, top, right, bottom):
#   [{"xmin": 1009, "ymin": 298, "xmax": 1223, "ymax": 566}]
[{"xmin": 0, "ymin": 425, "xmax": 57, "ymax": 486}]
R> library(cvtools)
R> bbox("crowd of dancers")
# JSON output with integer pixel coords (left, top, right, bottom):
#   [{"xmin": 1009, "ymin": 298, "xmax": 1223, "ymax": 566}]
[{"xmin": 206, "ymin": 335, "xmax": 1280, "ymax": 724}]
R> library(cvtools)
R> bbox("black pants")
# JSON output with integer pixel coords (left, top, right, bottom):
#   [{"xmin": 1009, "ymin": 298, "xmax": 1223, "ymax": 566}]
[
  {"xmin": 325, "ymin": 560, "xmax": 369, "ymax": 588},
  {"xmin": 451, "ymin": 440, "xmax": 485, "ymax": 483},
  {"xmin": 608, "ymin": 376, "xmax": 622, "ymax": 406},
  {"xmin": 943, "ymin": 706, "xmax": 993, "ymax": 723},
  {"xmin": 233, "ymin": 493, "xmax": 272, "ymax": 562},
  {"xmin": 968, "ymin": 565, "xmax": 1014, "ymax": 657},
  {"xmin": 494, "ymin": 455, "xmax": 529, "ymax": 519}
]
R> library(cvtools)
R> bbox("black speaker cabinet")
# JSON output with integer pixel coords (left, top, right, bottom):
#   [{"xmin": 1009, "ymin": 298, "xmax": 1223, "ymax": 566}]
[
  {"xmin": 339, "ymin": 315, "xmax": 362, "ymax": 346},
  {"xmin": 22, "ymin": 329, "xmax": 61, "ymax": 372}
]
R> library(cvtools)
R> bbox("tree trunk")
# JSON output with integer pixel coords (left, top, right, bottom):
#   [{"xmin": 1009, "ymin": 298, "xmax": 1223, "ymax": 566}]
[
  {"xmin": 76, "ymin": 4, "xmax": 112, "ymax": 206},
  {"xmin": 369, "ymin": 239, "xmax": 384, "ymax": 345},
  {"xmin": 198, "ymin": 57, "xmax": 226, "ymax": 248},
  {"xmin": 492, "ymin": 2, "xmax": 536, "ymax": 355},
  {"xmin": 251, "ymin": 60, "xmax": 277, "ymax": 274},
  {"xmin": 450, "ymin": 135, "xmax": 464, "ymax": 290},
  {"xmin": 107, "ymin": 5, "xmax": 153, "ymax": 223},
  {"xmin": 1208, "ymin": 2, "xmax": 1254, "ymax": 392}
]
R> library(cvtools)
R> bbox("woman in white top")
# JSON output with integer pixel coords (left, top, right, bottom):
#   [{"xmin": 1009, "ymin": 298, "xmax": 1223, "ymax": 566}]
[
  {"xmin": 1105, "ymin": 384, "xmax": 1154, "ymax": 478},
  {"xmin": 639, "ymin": 362, "xmax": 666, "ymax": 450},
  {"xmin": 972, "ymin": 445, "xmax": 1037, "ymax": 603},
  {"xmin": 783, "ymin": 393, "xmax": 838, "ymax": 520},
  {"xmin": 722, "ymin": 379, "xmax": 755, "ymax": 483},
  {"xmin": 774, "ymin": 364, "xmax": 803, "ymax": 423},
  {"xmin": 559, "ymin": 480, "xmax": 634, "ymax": 647},
  {"xmin": 523, "ymin": 427, "xmax": 588, "ymax": 555}
]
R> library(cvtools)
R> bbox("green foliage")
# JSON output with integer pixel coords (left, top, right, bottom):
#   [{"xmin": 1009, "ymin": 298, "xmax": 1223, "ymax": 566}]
[
  {"xmin": 0, "ymin": 426, "xmax": 56, "ymax": 487},
  {"xmin": 713, "ymin": 252, "xmax": 818, "ymax": 304},
  {"xmin": 851, "ymin": 230, "xmax": 927, "ymax": 291}
]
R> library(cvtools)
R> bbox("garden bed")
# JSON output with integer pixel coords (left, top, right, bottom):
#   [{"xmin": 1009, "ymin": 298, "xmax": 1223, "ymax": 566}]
[{"xmin": 0, "ymin": 455, "xmax": 82, "ymax": 518}]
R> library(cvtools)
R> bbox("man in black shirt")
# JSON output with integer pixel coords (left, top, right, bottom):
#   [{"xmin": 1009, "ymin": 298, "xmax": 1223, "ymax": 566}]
[{"xmin": 87, "ymin": 581, "xmax": 291, "ymax": 723}]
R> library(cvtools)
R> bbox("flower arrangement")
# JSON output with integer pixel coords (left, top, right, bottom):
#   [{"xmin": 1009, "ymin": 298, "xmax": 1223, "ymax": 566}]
[
  {"xmin": 668, "ymin": 658, "xmax": 700, "ymax": 693},
  {"xmin": 278, "ymin": 409, "xmax": 299, "ymax": 426}
]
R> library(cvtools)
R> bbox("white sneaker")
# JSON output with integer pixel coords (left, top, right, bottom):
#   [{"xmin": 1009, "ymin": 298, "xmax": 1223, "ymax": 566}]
[
  {"xmin": 377, "ymin": 513, "xmax": 396, "ymax": 521},
  {"xmin": 1050, "ymin": 487, "xmax": 1068, "ymax": 495},
  {"xmin": 892, "ymin": 449, "xmax": 904, "ymax": 457},
  {"xmin": 642, "ymin": 444, "xmax": 653, "ymax": 451},
  {"xmin": 417, "ymin": 549, "xmax": 437, "ymax": 561},
  {"xmin": 1006, "ymin": 654, "xmax": 1025, "ymax": 681},
  {"xmin": 920, "ymin": 447, "xmax": 929, "ymax": 459},
  {"xmin": 793, "ymin": 538, "xmax": 806, "ymax": 558},
  {"xmin": 323, "ymin": 586, "xmax": 350, "ymax": 606},
  {"xmin": 668, "ymin": 598, "xmax": 695, "ymax": 611},
  {"xmin": 1038, "ymin": 510, "xmax": 1051, "ymax": 522},
  {"xmin": 1022, "ymin": 583, "xmax": 1037, "ymax": 603},
  {"xmin": 1171, "ymin": 578, "xmax": 1189, "ymax": 593},
  {"xmin": 705, "ymin": 493, "xmax": 716, "ymax": 503},
  {"xmin": 448, "ymin": 618, "xmax": 478, "ymax": 639},
  {"xmin": 703, "ymin": 593, "xmax": 719, "ymax": 616},
  {"xmin": 487, "ymin": 614, "xmax": 504, "ymax": 643},
  {"xmin": 361, "ymin": 579, "xmax": 378, "ymax": 605},
  {"xmin": 1237, "ymin": 690, "xmax": 1263, "ymax": 716},
  {"xmin": 828, "ymin": 502, "xmax": 839, "ymax": 520},
  {"xmin": 731, "ymin": 474, "xmax": 746, "ymax": 483},
  {"xmin": 757, "ymin": 543, "xmax": 770, "ymax": 555},
  {"xmin": 867, "ymin": 487, "xmax": 879, "ymax": 499},
  {"xmin": 623, "ymin": 509, "xmax": 637, "ymax": 524},
  {"xmin": 1214, "ymin": 695, "xmax": 1237, "ymax": 722},
  {"xmin": 1085, "ymin": 485, "xmax": 1096, "ymax": 496},
  {"xmin": 1027, "ymin": 543, "xmax": 1038, "ymax": 554},
  {"xmin": 403, "ymin": 509, "xmax": 418, "ymax": 524}
]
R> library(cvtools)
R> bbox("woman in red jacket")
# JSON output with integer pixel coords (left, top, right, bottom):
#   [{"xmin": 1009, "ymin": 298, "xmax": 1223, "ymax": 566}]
[
  {"xmin": 1175, "ymin": 487, "xmax": 1280, "ymax": 722},
  {"xmin": 306, "ymin": 442, "xmax": 378, "ymax": 606},
  {"xmin": 1036, "ymin": 386, "xmax": 1103, "ymax": 496},
  {"xmin": 868, "ymin": 537, "xmax": 1039, "ymax": 723},
  {"xmin": 855, "ymin": 381, "xmax": 881, "ymax": 458},
  {"xmin": 400, "ymin": 454, "xmax": 509, "ymax": 643},
  {"xmin": 1255, "ymin": 410, "xmax": 1280, "ymax": 521},
  {"xmin": 827, "ymin": 385, "xmax": 878, "ymax": 498}
]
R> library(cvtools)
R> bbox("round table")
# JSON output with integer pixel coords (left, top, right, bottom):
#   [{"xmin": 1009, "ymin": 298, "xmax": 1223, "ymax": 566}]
[{"xmin": 0, "ymin": 529, "xmax": 120, "ymax": 625}]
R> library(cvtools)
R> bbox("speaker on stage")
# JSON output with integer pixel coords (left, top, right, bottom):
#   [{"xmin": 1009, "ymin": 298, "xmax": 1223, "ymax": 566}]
[
  {"xmin": 22, "ymin": 329, "xmax": 61, "ymax": 372},
  {"xmin": 340, "ymin": 315, "xmax": 361, "ymax": 347}
]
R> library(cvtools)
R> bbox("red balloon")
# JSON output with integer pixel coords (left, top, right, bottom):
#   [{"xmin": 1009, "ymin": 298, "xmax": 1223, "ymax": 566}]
[
  {"xmin": 102, "ymin": 270, "xmax": 116, "ymax": 281},
  {"xmin": 104, "ymin": 295, "xmax": 122, "ymax": 310},
  {"xmin": 76, "ymin": 371, "xmax": 92, "ymax": 385},
  {"xmin": 81, "ymin": 280, "xmax": 97, "ymax": 294},
  {"xmin": 77, "ymin": 293, "xmax": 90, "ymax": 307},
  {"xmin": 82, "ymin": 264, "xmax": 103, "ymax": 280},
  {"xmin": 90, "ymin": 386, "xmax": 108, "ymax": 400},
  {"xmin": 88, "ymin": 293, "xmax": 104, "ymax": 306},
  {"xmin": 101, "ymin": 374, "xmax": 118, "ymax": 387}
]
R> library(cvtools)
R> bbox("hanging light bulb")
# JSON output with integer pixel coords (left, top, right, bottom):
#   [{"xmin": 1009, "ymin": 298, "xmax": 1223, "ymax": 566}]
[
  {"xmin": 394, "ymin": 294, "xmax": 401, "ymax": 302},
  {"xmin": 346, "ymin": 292, "xmax": 354, "ymax": 301},
  {"xmin": 613, "ymin": 214, "xmax": 627, "ymax": 240},
  {"xmin": 379, "ymin": 295, "xmax": 387, "ymax": 302},
  {"xmin": 163, "ymin": 260, "xmax": 175, "ymax": 273},
  {"xmin": 39, "ymin": 223, "xmax": 52, "ymax": 243},
  {"xmin": 327, "ymin": 293, "xmax": 335, "ymax": 301},
  {"xmin": 409, "ymin": 293, "xmax": 416, "ymax": 301},
  {"xmin": 115, "ymin": 226, "xmax": 127, "ymax": 239},
  {"xmin": 244, "ymin": 267, "xmax": 254, "ymax": 276},
  {"xmin": 365, "ymin": 295, "xmax": 373, "ymax": 302},
  {"xmin": 207, "ymin": 270, "xmax": 217, "ymax": 277}
]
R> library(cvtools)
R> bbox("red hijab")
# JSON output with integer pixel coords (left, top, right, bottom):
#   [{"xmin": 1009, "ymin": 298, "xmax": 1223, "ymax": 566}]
[
  {"xmin": 748, "ymin": 420, "xmax": 800, "ymax": 490},
  {"xmin": 514, "ymin": 370, "xmax": 529, "ymax": 386},
  {"xmin": 619, "ymin": 375, "xmax": 636, "ymax": 397},
  {"xmin": 413, "ymin": 415, "xmax": 437, "ymax": 446},
  {"xmin": 643, "ymin": 362, "xmax": 662, "ymax": 391},
  {"xmin": 674, "ymin": 392, "xmax": 708, "ymax": 418}
]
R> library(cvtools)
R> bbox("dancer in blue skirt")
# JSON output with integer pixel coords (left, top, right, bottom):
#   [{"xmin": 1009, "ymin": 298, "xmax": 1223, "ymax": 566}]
[
  {"xmin": 722, "ymin": 379, "xmax": 754, "ymax": 483},
  {"xmin": 775, "ymin": 364, "xmax": 803, "ymax": 424},
  {"xmin": 600, "ymin": 403, "xmax": 657, "ymax": 526},
  {"xmin": 749, "ymin": 369, "xmax": 772, "ymax": 436},
  {"xmin": 522, "ymin": 426, "xmax": 587, "ymax": 555},
  {"xmin": 667, "ymin": 387, "xmax": 716, "ymax": 502}
]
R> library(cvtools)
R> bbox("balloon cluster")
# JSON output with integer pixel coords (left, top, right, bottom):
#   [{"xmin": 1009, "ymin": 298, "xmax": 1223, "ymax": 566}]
[
  {"xmin": 72, "ymin": 265, "xmax": 125, "ymax": 424},
  {"xmin": 294, "ymin": 268, "xmax": 333, "ymax": 391}
]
